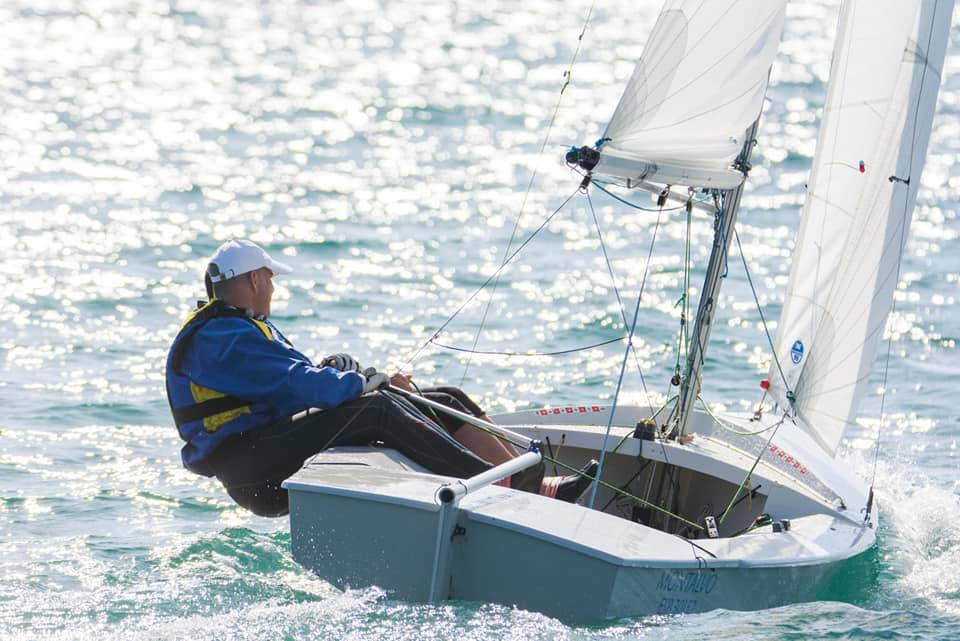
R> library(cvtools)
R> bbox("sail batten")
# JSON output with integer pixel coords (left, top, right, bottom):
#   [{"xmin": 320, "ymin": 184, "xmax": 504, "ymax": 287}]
[
  {"xmin": 770, "ymin": 0, "xmax": 954, "ymax": 456},
  {"xmin": 595, "ymin": 0, "xmax": 788, "ymax": 189}
]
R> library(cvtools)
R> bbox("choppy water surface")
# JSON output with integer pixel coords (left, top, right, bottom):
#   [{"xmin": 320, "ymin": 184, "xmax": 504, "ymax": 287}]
[{"xmin": 1, "ymin": 1, "xmax": 958, "ymax": 639}]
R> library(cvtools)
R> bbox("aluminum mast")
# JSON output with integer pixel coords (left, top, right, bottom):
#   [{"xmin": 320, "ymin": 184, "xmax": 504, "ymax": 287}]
[{"xmin": 672, "ymin": 118, "xmax": 760, "ymax": 437}]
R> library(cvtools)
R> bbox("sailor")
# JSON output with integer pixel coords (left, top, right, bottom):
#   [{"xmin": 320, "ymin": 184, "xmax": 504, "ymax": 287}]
[{"xmin": 166, "ymin": 239, "xmax": 595, "ymax": 516}]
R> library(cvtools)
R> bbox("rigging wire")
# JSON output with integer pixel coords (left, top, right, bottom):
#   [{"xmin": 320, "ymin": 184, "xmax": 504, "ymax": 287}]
[
  {"xmin": 429, "ymin": 336, "xmax": 626, "ymax": 357},
  {"xmin": 717, "ymin": 412, "xmax": 788, "ymax": 526},
  {"xmin": 697, "ymin": 394, "xmax": 781, "ymax": 437},
  {"xmin": 586, "ymin": 190, "xmax": 655, "ymax": 415},
  {"xmin": 587, "ymin": 192, "xmax": 667, "ymax": 509},
  {"xmin": 597, "ymin": 183, "xmax": 688, "ymax": 513},
  {"xmin": 642, "ymin": 197, "xmax": 699, "ymax": 517},
  {"xmin": 600, "ymin": 460, "xmax": 651, "ymax": 512},
  {"xmin": 666, "ymin": 123, "xmax": 750, "ymax": 436},
  {"xmin": 399, "ymin": 187, "xmax": 580, "ymax": 370},
  {"xmin": 869, "ymin": 0, "xmax": 944, "ymax": 506},
  {"xmin": 670, "ymin": 197, "xmax": 694, "ymax": 391},
  {"xmin": 588, "ymin": 186, "xmax": 688, "ymax": 521},
  {"xmin": 663, "ymin": 193, "xmax": 707, "ymax": 426},
  {"xmin": 733, "ymin": 228, "xmax": 791, "ymax": 394},
  {"xmin": 384, "ymin": 388, "xmax": 704, "ymax": 532},
  {"xmin": 591, "ymin": 180, "xmax": 688, "ymax": 213},
  {"xmin": 458, "ymin": 0, "xmax": 599, "ymax": 386}
]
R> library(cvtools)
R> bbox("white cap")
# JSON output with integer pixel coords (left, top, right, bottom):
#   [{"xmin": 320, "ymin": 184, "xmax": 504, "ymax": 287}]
[{"xmin": 206, "ymin": 239, "xmax": 293, "ymax": 283}]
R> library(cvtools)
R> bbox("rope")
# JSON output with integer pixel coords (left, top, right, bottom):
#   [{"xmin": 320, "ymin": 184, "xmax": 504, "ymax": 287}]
[
  {"xmin": 582, "ymin": 394, "xmax": 679, "ymax": 472},
  {"xmin": 429, "ymin": 335, "xmax": 625, "ymax": 357},
  {"xmin": 672, "ymin": 198, "xmax": 694, "ymax": 390},
  {"xmin": 648, "ymin": 198, "xmax": 697, "ymax": 510},
  {"xmin": 670, "ymin": 164, "xmax": 739, "ymax": 437},
  {"xmin": 407, "ymin": 379, "xmax": 447, "ymax": 427},
  {"xmin": 715, "ymin": 202, "xmax": 730, "ymax": 279},
  {"xmin": 717, "ymin": 412, "xmax": 787, "ymax": 526},
  {"xmin": 600, "ymin": 460, "xmax": 651, "ymax": 512},
  {"xmin": 733, "ymin": 229, "xmax": 791, "ymax": 395},
  {"xmin": 312, "ymin": 383, "xmax": 703, "ymax": 535},
  {"xmin": 408, "ymin": 388, "xmax": 703, "ymax": 532},
  {"xmin": 543, "ymin": 451, "xmax": 703, "ymax": 532},
  {"xmin": 585, "ymin": 306, "xmax": 633, "ymax": 510},
  {"xmin": 587, "ymin": 192, "xmax": 667, "ymax": 508},
  {"xmin": 510, "ymin": 433, "xmax": 703, "ymax": 531},
  {"xmin": 591, "ymin": 180, "xmax": 687, "ymax": 213},
  {"xmin": 698, "ymin": 395, "xmax": 780, "ymax": 437},
  {"xmin": 458, "ymin": 0, "xmax": 599, "ymax": 386},
  {"xmin": 586, "ymin": 190, "xmax": 655, "ymax": 415},
  {"xmin": 400, "ymin": 187, "xmax": 580, "ymax": 369}
]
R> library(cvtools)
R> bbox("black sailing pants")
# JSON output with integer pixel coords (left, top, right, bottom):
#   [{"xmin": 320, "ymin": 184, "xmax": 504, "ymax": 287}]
[{"xmin": 206, "ymin": 389, "xmax": 494, "ymax": 517}]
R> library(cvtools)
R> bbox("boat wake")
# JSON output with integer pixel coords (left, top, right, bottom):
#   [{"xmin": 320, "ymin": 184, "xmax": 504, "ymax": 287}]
[{"xmin": 871, "ymin": 457, "xmax": 960, "ymax": 617}]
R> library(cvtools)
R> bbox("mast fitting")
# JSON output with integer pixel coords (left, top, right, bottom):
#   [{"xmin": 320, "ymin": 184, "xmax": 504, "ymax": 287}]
[
  {"xmin": 657, "ymin": 186, "xmax": 670, "ymax": 207},
  {"xmin": 566, "ymin": 145, "xmax": 600, "ymax": 171},
  {"xmin": 579, "ymin": 173, "xmax": 592, "ymax": 192}
]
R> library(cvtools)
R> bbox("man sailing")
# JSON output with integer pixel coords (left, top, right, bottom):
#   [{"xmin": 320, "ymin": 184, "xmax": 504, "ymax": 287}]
[{"xmin": 165, "ymin": 239, "xmax": 595, "ymax": 516}]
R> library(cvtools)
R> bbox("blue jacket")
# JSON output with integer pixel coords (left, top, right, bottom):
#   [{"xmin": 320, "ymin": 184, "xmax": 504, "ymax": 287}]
[{"xmin": 165, "ymin": 301, "xmax": 364, "ymax": 474}]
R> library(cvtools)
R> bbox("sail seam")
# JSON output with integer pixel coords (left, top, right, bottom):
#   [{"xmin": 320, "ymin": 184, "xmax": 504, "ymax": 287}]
[
  {"xmin": 615, "ymin": 77, "xmax": 769, "ymax": 139},
  {"xmin": 610, "ymin": 0, "xmax": 775, "ymax": 137}
]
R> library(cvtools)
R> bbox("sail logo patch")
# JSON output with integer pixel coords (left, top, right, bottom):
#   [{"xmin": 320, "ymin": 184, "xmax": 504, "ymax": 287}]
[{"xmin": 790, "ymin": 340, "xmax": 804, "ymax": 364}]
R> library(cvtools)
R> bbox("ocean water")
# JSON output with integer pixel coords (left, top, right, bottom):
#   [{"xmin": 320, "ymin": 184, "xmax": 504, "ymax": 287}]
[{"xmin": 1, "ymin": 1, "xmax": 958, "ymax": 639}]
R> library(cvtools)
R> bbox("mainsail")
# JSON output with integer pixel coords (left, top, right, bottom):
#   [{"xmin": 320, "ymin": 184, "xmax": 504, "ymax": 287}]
[
  {"xmin": 770, "ymin": 0, "xmax": 954, "ymax": 455},
  {"xmin": 594, "ymin": 0, "xmax": 788, "ymax": 189}
]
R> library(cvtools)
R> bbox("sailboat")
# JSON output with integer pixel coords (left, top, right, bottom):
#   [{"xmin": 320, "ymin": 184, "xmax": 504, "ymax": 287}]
[{"xmin": 282, "ymin": 0, "xmax": 954, "ymax": 622}]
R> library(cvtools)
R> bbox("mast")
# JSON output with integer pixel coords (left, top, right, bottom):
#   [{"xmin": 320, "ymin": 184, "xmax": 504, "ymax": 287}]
[
  {"xmin": 564, "ymin": 0, "xmax": 787, "ymax": 437},
  {"xmin": 672, "ymin": 118, "xmax": 760, "ymax": 438}
]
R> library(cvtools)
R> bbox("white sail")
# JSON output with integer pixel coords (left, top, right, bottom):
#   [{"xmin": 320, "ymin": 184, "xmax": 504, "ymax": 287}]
[
  {"xmin": 595, "ymin": 0, "xmax": 788, "ymax": 189},
  {"xmin": 770, "ymin": 0, "xmax": 954, "ymax": 455}
]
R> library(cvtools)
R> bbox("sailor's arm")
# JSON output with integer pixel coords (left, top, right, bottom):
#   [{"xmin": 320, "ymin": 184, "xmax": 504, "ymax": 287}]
[{"xmin": 182, "ymin": 319, "xmax": 364, "ymax": 412}]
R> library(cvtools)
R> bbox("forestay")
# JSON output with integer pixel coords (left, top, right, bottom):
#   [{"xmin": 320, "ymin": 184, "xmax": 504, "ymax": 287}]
[
  {"xmin": 770, "ymin": 0, "xmax": 954, "ymax": 456},
  {"xmin": 595, "ymin": 0, "xmax": 787, "ymax": 189}
]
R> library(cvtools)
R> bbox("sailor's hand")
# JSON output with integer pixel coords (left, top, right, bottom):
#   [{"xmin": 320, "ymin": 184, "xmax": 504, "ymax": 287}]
[
  {"xmin": 323, "ymin": 353, "xmax": 362, "ymax": 373},
  {"xmin": 390, "ymin": 372, "xmax": 414, "ymax": 392},
  {"xmin": 362, "ymin": 372, "xmax": 389, "ymax": 393}
]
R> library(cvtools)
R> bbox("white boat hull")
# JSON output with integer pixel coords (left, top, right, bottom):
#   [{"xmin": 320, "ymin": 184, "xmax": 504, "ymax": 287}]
[{"xmin": 284, "ymin": 408, "xmax": 877, "ymax": 622}]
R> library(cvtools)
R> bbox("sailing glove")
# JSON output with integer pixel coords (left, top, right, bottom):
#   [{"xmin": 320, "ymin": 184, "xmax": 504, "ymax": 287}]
[
  {"xmin": 323, "ymin": 353, "xmax": 362, "ymax": 373},
  {"xmin": 362, "ymin": 372, "xmax": 389, "ymax": 393}
]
